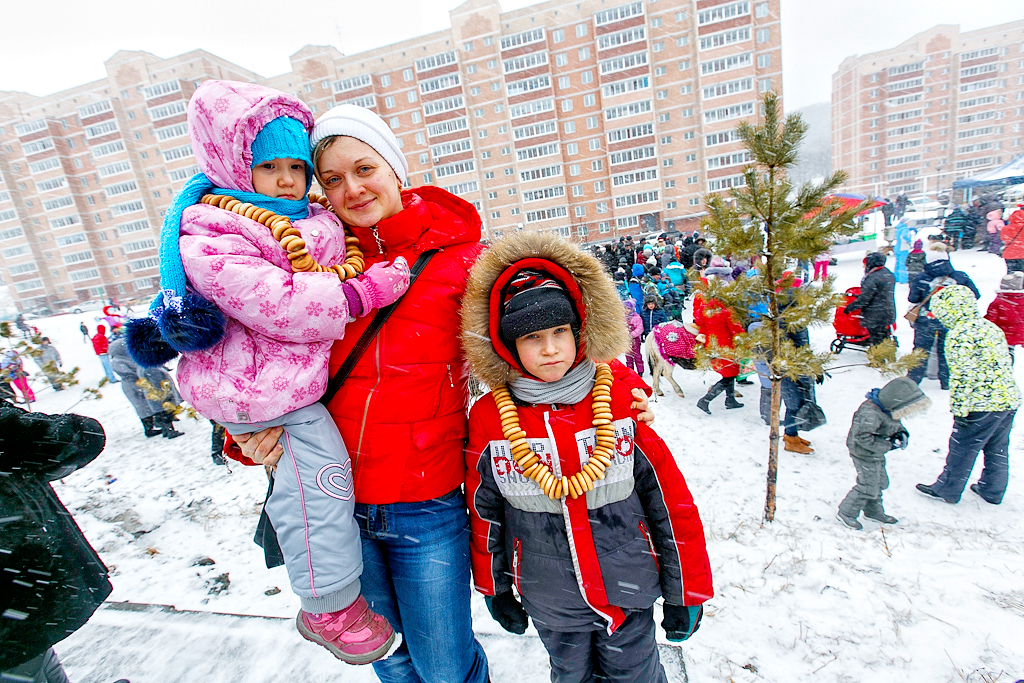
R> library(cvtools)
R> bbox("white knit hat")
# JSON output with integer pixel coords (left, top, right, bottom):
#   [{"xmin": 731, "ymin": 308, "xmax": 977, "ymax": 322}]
[{"xmin": 311, "ymin": 104, "xmax": 409, "ymax": 184}]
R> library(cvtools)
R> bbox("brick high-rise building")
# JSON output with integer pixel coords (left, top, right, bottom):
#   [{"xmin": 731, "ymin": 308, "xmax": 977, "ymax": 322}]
[
  {"xmin": 1, "ymin": 0, "xmax": 781, "ymax": 313},
  {"xmin": 832, "ymin": 20, "xmax": 1024, "ymax": 200}
]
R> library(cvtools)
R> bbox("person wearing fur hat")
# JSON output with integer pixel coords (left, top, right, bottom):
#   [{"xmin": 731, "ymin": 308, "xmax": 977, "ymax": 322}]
[
  {"xmin": 984, "ymin": 272, "xmax": 1024, "ymax": 361},
  {"xmin": 837, "ymin": 378, "xmax": 931, "ymax": 529},
  {"xmin": 461, "ymin": 232, "xmax": 712, "ymax": 683},
  {"xmin": 906, "ymin": 244, "xmax": 980, "ymax": 388},
  {"xmin": 844, "ymin": 252, "xmax": 896, "ymax": 347},
  {"xmin": 128, "ymin": 81, "xmax": 412, "ymax": 665}
]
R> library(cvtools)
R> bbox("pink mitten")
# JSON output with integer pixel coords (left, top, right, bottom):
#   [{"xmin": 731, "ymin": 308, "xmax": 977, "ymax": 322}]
[{"xmin": 348, "ymin": 256, "xmax": 411, "ymax": 313}]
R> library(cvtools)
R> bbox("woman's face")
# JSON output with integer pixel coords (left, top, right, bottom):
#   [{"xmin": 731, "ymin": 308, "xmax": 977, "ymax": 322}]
[{"xmin": 316, "ymin": 137, "xmax": 403, "ymax": 228}]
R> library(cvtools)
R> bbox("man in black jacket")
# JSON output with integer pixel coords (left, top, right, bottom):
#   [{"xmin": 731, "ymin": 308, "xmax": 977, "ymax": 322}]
[
  {"xmin": 844, "ymin": 252, "xmax": 896, "ymax": 347},
  {"xmin": 906, "ymin": 249, "xmax": 981, "ymax": 388},
  {"xmin": 1, "ymin": 400, "xmax": 111, "ymax": 682}
]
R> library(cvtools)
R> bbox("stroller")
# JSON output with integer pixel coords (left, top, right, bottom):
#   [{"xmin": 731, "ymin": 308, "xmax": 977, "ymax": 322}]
[{"xmin": 831, "ymin": 286, "xmax": 897, "ymax": 353}]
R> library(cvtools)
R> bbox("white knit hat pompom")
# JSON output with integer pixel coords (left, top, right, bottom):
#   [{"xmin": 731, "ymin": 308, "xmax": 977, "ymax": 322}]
[{"xmin": 311, "ymin": 104, "xmax": 409, "ymax": 184}]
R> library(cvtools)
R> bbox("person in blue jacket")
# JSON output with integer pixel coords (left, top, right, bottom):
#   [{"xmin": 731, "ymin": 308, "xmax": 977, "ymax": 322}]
[{"xmin": 893, "ymin": 221, "xmax": 914, "ymax": 284}]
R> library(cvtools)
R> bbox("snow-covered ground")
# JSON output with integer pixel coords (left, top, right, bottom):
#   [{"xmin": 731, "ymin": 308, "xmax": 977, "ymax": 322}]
[{"xmin": 14, "ymin": 246, "xmax": 1022, "ymax": 683}]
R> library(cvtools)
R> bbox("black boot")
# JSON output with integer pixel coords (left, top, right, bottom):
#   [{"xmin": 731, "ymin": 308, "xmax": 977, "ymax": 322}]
[
  {"xmin": 697, "ymin": 382, "xmax": 725, "ymax": 414},
  {"xmin": 141, "ymin": 416, "xmax": 161, "ymax": 438},
  {"xmin": 724, "ymin": 380, "xmax": 744, "ymax": 409},
  {"xmin": 157, "ymin": 411, "xmax": 184, "ymax": 439}
]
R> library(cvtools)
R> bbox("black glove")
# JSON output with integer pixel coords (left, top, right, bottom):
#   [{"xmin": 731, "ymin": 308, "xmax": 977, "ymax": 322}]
[
  {"xmin": 485, "ymin": 590, "xmax": 529, "ymax": 635},
  {"xmin": 891, "ymin": 430, "xmax": 909, "ymax": 450},
  {"xmin": 661, "ymin": 604, "xmax": 703, "ymax": 642},
  {"xmin": 843, "ymin": 304, "xmax": 854, "ymax": 315}
]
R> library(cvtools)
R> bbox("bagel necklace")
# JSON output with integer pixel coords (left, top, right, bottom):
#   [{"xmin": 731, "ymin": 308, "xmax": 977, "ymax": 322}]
[
  {"xmin": 200, "ymin": 193, "xmax": 365, "ymax": 282},
  {"xmin": 492, "ymin": 362, "xmax": 616, "ymax": 501}
]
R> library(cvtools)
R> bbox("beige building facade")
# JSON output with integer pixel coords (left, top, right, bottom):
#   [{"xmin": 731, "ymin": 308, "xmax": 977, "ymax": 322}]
[
  {"xmin": 1, "ymin": 0, "xmax": 781, "ymax": 312},
  {"xmin": 832, "ymin": 20, "xmax": 1024, "ymax": 199}
]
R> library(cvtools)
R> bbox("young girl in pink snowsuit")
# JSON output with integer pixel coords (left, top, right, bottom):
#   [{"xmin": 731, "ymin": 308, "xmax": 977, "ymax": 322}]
[
  {"xmin": 623, "ymin": 299, "xmax": 644, "ymax": 375},
  {"xmin": 126, "ymin": 81, "xmax": 409, "ymax": 665}
]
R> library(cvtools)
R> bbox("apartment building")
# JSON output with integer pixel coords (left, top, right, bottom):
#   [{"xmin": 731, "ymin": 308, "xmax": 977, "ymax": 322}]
[
  {"xmin": 0, "ymin": 0, "xmax": 781, "ymax": 313},
  {"xmin": 832, "ymin": 20, "xmax": 1024, "ymax": 199}
]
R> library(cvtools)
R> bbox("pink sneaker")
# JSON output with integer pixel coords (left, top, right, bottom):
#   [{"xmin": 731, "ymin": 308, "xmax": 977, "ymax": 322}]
[{"xmin": 296, "ymin": 596, "xmax": 398, "ymax": 665}]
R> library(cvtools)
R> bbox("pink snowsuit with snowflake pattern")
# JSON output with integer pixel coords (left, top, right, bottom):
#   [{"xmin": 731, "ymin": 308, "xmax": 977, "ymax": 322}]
[
  {"xmin": 174, "ymin": 80, "xmax": 370, "ymax": 618},
  {"xmin": 175, "ymin": 81, "xmax": 357, "ymax": 425}
]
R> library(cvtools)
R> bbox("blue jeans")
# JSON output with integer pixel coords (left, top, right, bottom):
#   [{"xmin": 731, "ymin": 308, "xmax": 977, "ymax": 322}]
[
  {"xmin": 356, "ymin": 489, "xmax": 489, "ymax": 683},
  {"xmin": 931, "ymin": 410, "xmax": 1016, "ymax": 504},
  {"xmin": 781, "ymin": 376, "xmax": 812, "ymax": 436},
  {"xmin": 98, "ymin": 353, "xmax": 118, "ymax": 383},
  {"xmin": 908, "ymin": 318, "xmax": 947, "ymax": 386}
]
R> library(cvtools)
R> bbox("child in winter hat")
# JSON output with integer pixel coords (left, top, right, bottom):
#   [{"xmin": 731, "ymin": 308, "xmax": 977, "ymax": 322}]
[
  {"xmin": 984, "ymin": 272, "xmax": 1024, "ymax": 360},
  {"xmin": 837, "ymin": 377, "xmax": 931, "ymax": 529},
  {"xmin": 906, "ymin": 239, "xmax": 926, "ymax": 278},
  {"xmin": 460, "ymin": 232, "xmax": 713, "ymax": 679},
  {"xmin": 128, "ymin": 80, "xmax": 410, "ymax": 665}
]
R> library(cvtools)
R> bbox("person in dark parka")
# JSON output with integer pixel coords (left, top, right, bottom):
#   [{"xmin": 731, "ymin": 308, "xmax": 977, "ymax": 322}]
[
  {"xmin": 108, "ymin": 337, "xmax": 183, "ymax": 439},
  {"xmin": 844, "ymin": 252, "xmax": 896, "ymax": 347},
  {"xmin": 907, "ymin": 249, "xmax": 981, "ymax": 388},
  {"xmin": 0, "ymin": 400, "xmax": 111, "ymax": 682}
]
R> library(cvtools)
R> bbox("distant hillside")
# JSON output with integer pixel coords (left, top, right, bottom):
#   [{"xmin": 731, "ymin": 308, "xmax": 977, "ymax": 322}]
[{"xmin": 789, "ymin": 102, "xmax": 831, "ymax": 186}]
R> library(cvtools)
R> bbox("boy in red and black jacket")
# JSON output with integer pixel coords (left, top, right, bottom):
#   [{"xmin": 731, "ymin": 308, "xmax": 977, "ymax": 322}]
[{"xmin": 461, "ymin": 232, "xmax": 713, "ymax": 683}]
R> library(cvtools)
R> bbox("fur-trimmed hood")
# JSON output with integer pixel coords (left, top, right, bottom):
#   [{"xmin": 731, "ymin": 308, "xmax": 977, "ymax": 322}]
[{"xmin": 461, "ymin": 232, "xmax": 630, "ymax": 388}]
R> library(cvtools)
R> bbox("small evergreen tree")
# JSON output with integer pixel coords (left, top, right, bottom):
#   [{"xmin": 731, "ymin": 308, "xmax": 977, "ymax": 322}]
[{"xmin": 698, "ymin": 92, "xmax": 922, "ymax": 522}]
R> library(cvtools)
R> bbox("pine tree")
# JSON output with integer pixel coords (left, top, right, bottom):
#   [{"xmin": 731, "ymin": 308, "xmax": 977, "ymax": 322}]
[{"xmin": 697, "ymin": 92, "xmax": 922, "ymax": 522}]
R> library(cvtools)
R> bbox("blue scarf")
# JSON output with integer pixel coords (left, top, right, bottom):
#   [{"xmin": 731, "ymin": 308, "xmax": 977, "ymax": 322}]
[
  {"xmin": 157, "ymin": 173, "xmax": 310, "ymax": 305},
  {"xmin": 866, "ymin": 388, "xmax": 891, "ymax": 416}
]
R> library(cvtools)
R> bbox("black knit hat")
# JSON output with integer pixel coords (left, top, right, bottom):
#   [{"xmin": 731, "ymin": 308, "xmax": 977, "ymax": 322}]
[{"xmin": 499, "ymin": 269, "xmax": 579, "ymax": 344}]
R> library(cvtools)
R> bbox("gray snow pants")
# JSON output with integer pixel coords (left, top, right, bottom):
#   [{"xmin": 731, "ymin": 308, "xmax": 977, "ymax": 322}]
[
  {"xmin": 838, "ymin": 454, "xmax": 889, "ymax": 517},
  {"xmin": 534, "ymin": 607, "xmax": 668, "ymax": 683},
  {"xmin": 222, "ymin": 402, "xmax": 362, "ymax": 613}
]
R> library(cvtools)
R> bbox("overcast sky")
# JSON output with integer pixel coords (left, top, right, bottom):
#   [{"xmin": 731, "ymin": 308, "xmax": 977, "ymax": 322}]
[{"xmin": 1, "ymin": 0, "xmax": 1021, "ymax": 112}]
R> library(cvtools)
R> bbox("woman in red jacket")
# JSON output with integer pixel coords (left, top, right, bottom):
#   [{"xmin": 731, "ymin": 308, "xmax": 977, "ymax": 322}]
[
  {"xmin": 694, "ymin": 278, "xmax": 746, "ymax": 414},
  {"xmin": 233, "ymin": 105, "xmax": 651, "ymax": 683},
  {"xmin": 985, "ymin": 272, "xmax": 1024, "ymax": 361}
]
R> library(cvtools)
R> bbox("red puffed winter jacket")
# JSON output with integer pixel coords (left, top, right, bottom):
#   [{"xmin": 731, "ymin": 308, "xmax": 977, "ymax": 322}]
[
  {"xmin": 985, "ymin": 292, "xmax": 1024, "ymax": 346},
  {"xmin": 693, "ymin": 293, "xmax": 744, "ymax": 377},
  {"xmin": 1000, "ymin": 209, "xmax": 1024, "ymax": 260},
  {"xmin": 322, "ymin": 187, "xmax": 483, "ymax": 504}
]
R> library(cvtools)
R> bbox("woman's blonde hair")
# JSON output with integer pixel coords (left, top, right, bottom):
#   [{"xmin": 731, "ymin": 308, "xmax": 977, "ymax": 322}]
[{"xmin": 311, "ymin": 136, "xmax": 338, "ymax": 186}]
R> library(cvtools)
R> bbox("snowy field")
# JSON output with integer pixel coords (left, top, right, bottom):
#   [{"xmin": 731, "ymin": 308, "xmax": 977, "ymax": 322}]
[{"xmin": 13, "ymin": 244, "xmax": 1023, "ymax": 683}]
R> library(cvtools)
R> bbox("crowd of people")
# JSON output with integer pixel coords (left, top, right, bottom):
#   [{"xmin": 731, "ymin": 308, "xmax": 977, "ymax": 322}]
[{"xmin": 4, "ymin": 78, "xmax": 1022, "ymax": 683}]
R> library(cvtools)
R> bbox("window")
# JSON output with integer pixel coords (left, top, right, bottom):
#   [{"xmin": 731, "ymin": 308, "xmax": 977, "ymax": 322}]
[
  {"xmin": 508, "ymin": 188, "xmax": 517, "ymax": 195},
  {"xmin": 665, "ymin": 180, "xmax": 676, "ymax": 188},
  {"xmin": 759, "ymin": 78, "xmax": 772, "ymax": 93},
  {"xmin": 565, "ymin": 121, "xmax": 576, "ymax": 134},
  {"xmin": 390, "ymin": 116, "xmax": 400, "ymax": 129},
  {"xmin": 566, "ymin": 143, "xmax": 579, "ymax": 155},
  {"xmin": 595, "ymin": 2, "xmax": 644, "ymax": 26},
  {"xmin": 658, "ymin": 113, "xmax": 670, "ymax": 122},
  {"xmin": 471, "ymin": 87, "xmax": 480, "ymax": 96},
  {"xmin": 552, "ymin": 29, "xmax": 565, "ymax": 43},
  {"xmin": 576, "ymin": 23, "xmax": 588, "ymax": 37},
  {"xmin": 556, "ymin": 53, "xmax": 568, "ymax": 67},
  {"xmin": 756, "ymin": 28, "xmax": 770, "ymax": 43},
  {"xmin": 475, "ymin": 108, "xmax": 484, "ymax": 117},
  {"xmin": 677, "ymin": 36, "xmax": 689, "ymax": 47},
  {"xmin": 574, "ymin": 206, "xmax": 586, "ymax": 218},
  {"xmin": 464, "ymin": 41, "xmax": 474, "ymax": 52},
  {"xmin": 582, "ymin": 71, "xmax": 594, "ymax": 84},
  {"xmin": 686, "ymin": 153, "xmax": 696, "ymax": 162},
  {"xmin": 501, "ymin": 146, "xmax": 510, "ymax": 155},
  {"xmin": 653, "ymin": 42, "xmax": 664, "ymax": 53},
  {"xmin": 491, "ymin": 211, "xmax": 500, "ymax": 219},
  {"xmin": 423, "ymin": 172, "xmax": 433, "ymax": 183},
  {"xmin": 757, "ymin": 54, "xmax": 771, "ymax": 68},
  {"xmin": 584, "ymin": 94, "xmax": 596, "ymax": 107},
  {"xmin": 415, "ymin": 132, "xmax": 426, "ymax": 144},
  {"xmin": 419, "ymin": 153, "xmax": 430, "ymax": 165},
  {"xmin": 657, "ymin": 90, "xmax": 668, "ymax": 100},
  {"xmin": 755, "ymin": 2, "xmax": 768, "ymax": 17},
  {"xmin": 597, "ymin": 202, "xmax": 609, "ymax": 214},
  {"xmin": 478, "ymin": 130, "xmax": 488, "ymax": 138},
  {"xmin": 587, "ymin": 116, "xmax": 598, "ymax": 129},
  {"xmin": 570, "ymin": 164, "xmax": 581, "ymax": 176},
  {"xmin": 572, "ymin": 185, "xmax": 584, "ymax": 197},
  {"xmin": 488, "ymin": 59, "xmax": 496, "ymax": 69},
  {"xmin": 697, "ymin": 1, "xmax": 750, "ymax": 26},
  {"xmin": 467, "ymin": 64, "xmax": 477, "ymax": 75},
  {"xmin": 678, "ymin": 60, "xmax": 691, "ymax": 70},
  {"xmin": 663, "ymin": 158, "xmax": 674, "ymax": 166},
  {"xmin": 655, "ymin": 66, "xmax": 667, "ymax": 77},
  {"xmin": 589, "ymin": 138, "xmax": 601, "ymax": 151},
  {"xmin": 562, "ymin": 99, "xmax": 574, "ymax": 112},
  {"xmin": 559, "ymin": 76, "xmax": 571, "ymax": 90},
  {"xmin": 594, "ymin": 180, "xmax": 605, "ymax": 191},
  {"xmin": 485, "ymin": 172, "xmax": 495, "ymax": 179},
  {"xmin": 675, "ymin": 10, "xmax": 687, "ymax": 20},
  {"xmin": 689, "ymin": 198, "xmax": 700, "ymax": 206},
  {"xmin": 491, "ymin": 82, "xmax": 501, "ymax": 92},
  {"xmin": 651, "ymin": 17, "xmax": 662, "ymax": 27},
  {"xmin": 407, "ymin": 91, "xmax": 418, "ymax": 103},
  {"xmin": 385, "ymin": 96, "xmax": 396, "ymax": 108}
]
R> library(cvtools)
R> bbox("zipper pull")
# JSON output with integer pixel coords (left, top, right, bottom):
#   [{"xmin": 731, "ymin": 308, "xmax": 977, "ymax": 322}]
[
  {"xmin": 446, "ymin": 364, "xmax": 454, "ymax": 388},
  {"xmin": 371, "ymin": 226, "xmax": 385, "ymax": 257}
]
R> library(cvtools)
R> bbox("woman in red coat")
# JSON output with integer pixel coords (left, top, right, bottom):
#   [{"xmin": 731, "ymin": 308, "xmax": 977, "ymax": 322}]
[
  {"xmin": 694, "ymin": 278, "xmax": 746, "ymax": 414},
  {"xmin": 231, "ymin": 105, "xmax": 653, "ymax": 683}
]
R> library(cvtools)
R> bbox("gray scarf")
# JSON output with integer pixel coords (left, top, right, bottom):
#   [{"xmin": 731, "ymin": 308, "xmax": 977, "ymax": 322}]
[{"xmin": 509, "ymin": 360, "xmax": 597, "ymax": 406}]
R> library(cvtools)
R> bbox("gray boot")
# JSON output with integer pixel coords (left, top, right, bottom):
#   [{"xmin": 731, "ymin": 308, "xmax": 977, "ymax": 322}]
[{"xmin": 863, "ymin": 500, "xmax": 898, "ymax": 524}]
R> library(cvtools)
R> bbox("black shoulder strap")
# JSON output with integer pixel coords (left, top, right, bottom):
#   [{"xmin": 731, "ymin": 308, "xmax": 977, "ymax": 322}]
[{"xmin": 319, "ymin": 249, "xmax": 439, "ymax": 408}]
